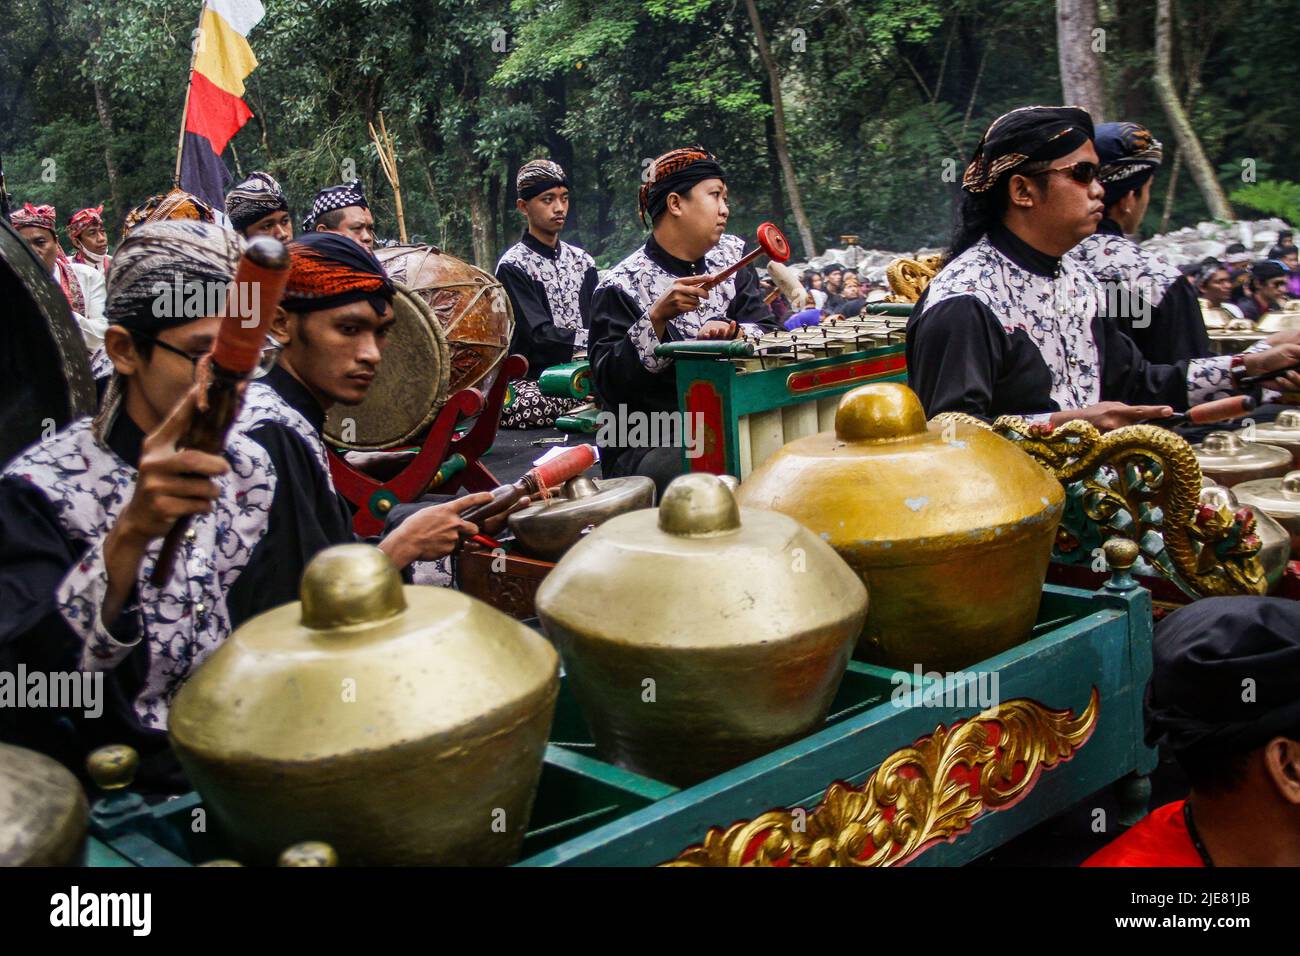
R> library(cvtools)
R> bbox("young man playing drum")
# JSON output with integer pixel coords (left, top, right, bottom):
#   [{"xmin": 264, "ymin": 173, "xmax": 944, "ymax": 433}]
[
  {"xmin": 239, "ymin": 232, "xmax": 501, "ymax": 610},
  {"xmin": 496, "ymin": 159, "xmax": 599, "ymax": 428},
  {"xmin": 906, "ymin": 106, "xmax": 1300, "ymax": 430},
  {"xmin": 588, "ymin": 146, "xmax": 777, "ymax": 495}
]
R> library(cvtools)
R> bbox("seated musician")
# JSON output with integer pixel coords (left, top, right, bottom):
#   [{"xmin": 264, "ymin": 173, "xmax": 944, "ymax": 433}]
[
  {"xmin": 906, "ymin": 106, "xmax": 1300, "ymax": 430},
  {"xmin": 1197, "ymin": 260, "xmax": 1248, "ymax": 330},
  {"xmin": 1068, "ymin": 121, "xmax": 1212, "ymax": 364},
  {"xmin": 0, "ymin": 222, "xmax": 275, "ymax": 789},
  {"xmin": 495, "ymin": 159, "xmax": 598, "ymax": 428},
  {"xmin": 589, "ymin": 146, "xmax": 776, "ymax": 494},
  {"xmin": 237, "ymin": 232, "xmax": 498, "ymax": 609},
  {"xmin": 225, "ymin": 170, "xmax": 294, "ymax": 244},
  {"xmin": 1235, "ymin": 259, "xmax": 1290, "ymax": 324},
  {"xmin": 1084, "ymin": 597, "xmax": 1300, "ymax": 866}
]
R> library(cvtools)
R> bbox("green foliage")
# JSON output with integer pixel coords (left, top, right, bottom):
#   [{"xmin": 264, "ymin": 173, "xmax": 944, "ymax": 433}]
[
  {"xmin": 2, "ymin": 0, "xmax": 1298, "ymax": 265},
  {"xmin": 1230, "ymin": 181, "xmax": 1300, "ymax": 228}
]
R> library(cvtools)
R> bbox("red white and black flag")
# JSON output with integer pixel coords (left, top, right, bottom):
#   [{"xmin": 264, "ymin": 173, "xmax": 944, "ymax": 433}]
[{"xmin": 177, "ymin": 0, "xmax": 266, "ymax": 211}]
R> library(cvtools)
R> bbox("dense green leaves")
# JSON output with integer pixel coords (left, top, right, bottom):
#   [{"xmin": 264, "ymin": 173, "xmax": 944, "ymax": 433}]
[{"xmin": 2, "ymin": 0, "xmax": 1296, "ymax": 267}]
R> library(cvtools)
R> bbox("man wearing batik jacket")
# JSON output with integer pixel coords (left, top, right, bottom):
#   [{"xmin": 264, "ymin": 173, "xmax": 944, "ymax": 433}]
[
  {"xmin": 589, "ymin": 147, "xmax": 776, "ymax": 494},
  {"xmin": 496, "ymin": 159, "xmax": 599, "ymax": 428},
  {"xmin": 906, "ymin": 106, "xmax": 1300, "ymax": 430},
  {"xmin": 1068, "ymin": 122, "xmax": 1212, "ymax": 364},
  {"xmin": 0, "ymin": 222, "xmax": 274, "ymax": 789}
]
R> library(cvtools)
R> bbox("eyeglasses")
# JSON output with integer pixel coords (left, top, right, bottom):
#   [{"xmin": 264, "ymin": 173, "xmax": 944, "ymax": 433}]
[
  {"xmin": 1026, "ymin": 161, "xmax": 1100, "ymax": 186},
  {"xmin": 135, "ymin": 332, "xmax": 281, "ymax": 380}
]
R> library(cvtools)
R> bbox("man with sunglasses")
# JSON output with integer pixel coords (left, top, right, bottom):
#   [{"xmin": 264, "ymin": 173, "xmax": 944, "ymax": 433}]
[
  {"xmin": 1068, "ymin": 122, "xmax": 1212, "ymax": 365},
  {"xmin": 1237, "ymin": 260, "xmax": 1291, "ymax": 324},
  {"xmin": 907, "ymin": 106, "xmax": 1300, "ymax": 430},
  {"xmin": 0, "ymin": 222, "xmax": 278, "ymax": 789}
]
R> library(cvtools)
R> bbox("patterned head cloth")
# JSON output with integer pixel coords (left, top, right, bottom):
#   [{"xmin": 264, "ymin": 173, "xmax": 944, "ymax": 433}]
[
  {"xmin": 517, "ymin": 159, "xmax": 569, "ymax": 201},
  {"xmin": 12, "ymin": 202, "xmax": 57, "ymax": 234},
  {"xmin": 282, "ymin": 232, "xmax": 394, "ymax": 316},
  {"xmin": 225, "ymin": 171, "xmax": 290, "ymax": 233},
  {"xmin": 303, "ymin": 180, "xmax": 368, "ymax": 232},
  {"xmin": 1145, "ymin": 597, "xmax": 1300, "ymax": 762},
  {"xmin": 67, "ymin": 205, "xmax": 105, "ymax": 239},
  {"xmin": 105, "ymin": 220, "xmax": 243, "ymax": 334},
  {"xmin": 1095, "ymin": 122, "xmax": 1163, "ymax": 207},
  {"xmin": 121, "ymin": 189, "xmax": 216, "ymax": 242},
  {"xmin": 962, "ymin": 106, "xmax": 1095, "ymax": 194},
  {"xmin": 638, "ymin": 146, "xmax": 726, "ymax": 226}
]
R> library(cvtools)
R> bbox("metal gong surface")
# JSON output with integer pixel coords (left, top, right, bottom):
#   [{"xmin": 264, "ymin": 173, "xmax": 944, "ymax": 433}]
[
  {"xmin": 324, "ymin": 281, "xmax": 451, "ymax": 451},
  {"xmin": 0, "ymin": 742, "xmax": 89, "ymax": 866},
  {"xmin": 0, "ymin": 219, "xmax": 95, "ymax": 467},
  {"xmin": 376, "ymin": 245, "xmax": 514, "ymax": 395}
]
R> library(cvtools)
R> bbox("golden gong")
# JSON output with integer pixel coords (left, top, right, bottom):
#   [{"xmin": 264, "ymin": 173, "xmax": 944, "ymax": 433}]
[
  {"xmin": 168, "ymin": 544, "xmax": 559, "ymax": 865},
  {"xmin": 535, "ymin": 474, "xmax": 867, "ymax": 787},
  {"xmin": 737, "ymin": 383, "xmax": 1064, "ymax": 672}
]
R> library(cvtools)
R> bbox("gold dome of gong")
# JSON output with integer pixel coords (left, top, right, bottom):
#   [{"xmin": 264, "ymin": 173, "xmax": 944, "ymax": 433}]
[
  {"xmin": 737, "ymin": 383, "xmax": 1065, "ymax": 672},
  {"xmin": 169, "ymin": 543, "xmax": 559, "ymax": 866},
  {"xmin": 535, "ymin": 473, "xmax": 867, "ymax": 787}
]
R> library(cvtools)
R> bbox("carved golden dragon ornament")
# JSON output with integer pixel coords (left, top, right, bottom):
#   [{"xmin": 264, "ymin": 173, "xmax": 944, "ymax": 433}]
[{"xmin": 931, "ymin": 414, "xmax": 1266, "ymax": 597}]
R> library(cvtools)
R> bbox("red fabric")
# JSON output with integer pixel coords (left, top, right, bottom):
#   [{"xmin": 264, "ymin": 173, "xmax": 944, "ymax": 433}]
[
  {"xmin": 184, "ymin": 70, "xmax": 253, "ymax": 155},
  {"xmin": 1082, "ymin": 801, "xmax": 1204, "ymax": 867}
]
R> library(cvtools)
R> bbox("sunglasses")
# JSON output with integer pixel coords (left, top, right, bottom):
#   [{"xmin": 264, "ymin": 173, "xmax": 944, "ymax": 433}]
[
  {"xmin": 1026, "ymin": 160, "xmax": 1100, "ymax": 185},
  {"xmin": 136, "ymin": 332, "xmax": 281, "ymax": 380}
]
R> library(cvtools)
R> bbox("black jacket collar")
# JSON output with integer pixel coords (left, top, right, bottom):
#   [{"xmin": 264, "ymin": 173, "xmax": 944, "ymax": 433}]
[
  {"xmin": 644, "ymin": 231, "xmax": 708, "ymax": 277},
  {"xmin": 265, "ymin": 363, "xmax": 327, "ymax": 434},
  {"xmin": 520, "ymin": 230, "xmax": 561, "ymax": 260},
  {"xmin": 108, "ymin": 412, "xmax": 145, "ymax": 470},
  {"xmin": 988, "ymin": 224, "xmax": 1062, "ymax": 278}
]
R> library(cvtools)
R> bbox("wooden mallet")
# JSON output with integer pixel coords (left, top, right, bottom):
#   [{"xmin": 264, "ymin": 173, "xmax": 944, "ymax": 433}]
[{"xmin": 700, "ymin": 222, "xmax": 791, "ymax": 292}]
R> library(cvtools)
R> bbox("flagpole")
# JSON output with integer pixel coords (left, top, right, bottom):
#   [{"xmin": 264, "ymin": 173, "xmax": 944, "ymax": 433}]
[{"xmin": 173, "ymin": 2, "xmax": 207, "ymax": 187}]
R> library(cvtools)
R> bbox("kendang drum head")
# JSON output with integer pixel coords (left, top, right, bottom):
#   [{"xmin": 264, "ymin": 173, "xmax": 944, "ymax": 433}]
[
  {"xmin": 0, "ymin": 218, "xmax": 94, "ymax": 467},
  {"xmin": 324, "ymin": 280, "xmax": 451, "ymax": 451},
  {"xmin": 375, "ymin": 245, "xmax": 514, "ymax": 395}
]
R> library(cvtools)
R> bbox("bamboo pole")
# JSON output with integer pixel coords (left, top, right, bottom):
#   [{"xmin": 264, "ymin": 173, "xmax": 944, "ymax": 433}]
[
  {"xmin": 369, "ymin": 112, "xmax": 408, "ymax": 243},
  {"xmin": 173, "ymin": 3, "xmax": 207, "ymax": 187}
]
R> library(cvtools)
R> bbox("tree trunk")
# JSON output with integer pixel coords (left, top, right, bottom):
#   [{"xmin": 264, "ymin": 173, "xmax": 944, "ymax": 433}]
[
  {"xmin": 1153, "ymin": 0, "xmax": 1232, "ymax": 220},
  {"xmin": 1159, "ymin": 148, "xmax": 1181, "ymax": 234},
  {"xmin": 1115, "ymin": 0, "xmax": 1151, "ymax": 120},
  {"xmin": 82, "ymin": 12, "xmax": 123, "ymax": 220},
  {"xmin": 743, "ymin": 0, "xmax": 816, "ymax": 258},
  {"xmin": 466, "ymin": 165, "xmax": 494, "ymax": 269},
  {"xmin": 1056, "ymin": 0, "xmax": 1106, "ymax": 122},
  {"xmin": 90, "ymin": 71, "xmax": 122, "ymax": 218},
  {"xmin": 757, "ymin": 79, "xmax": 785, "ymax": 224}
]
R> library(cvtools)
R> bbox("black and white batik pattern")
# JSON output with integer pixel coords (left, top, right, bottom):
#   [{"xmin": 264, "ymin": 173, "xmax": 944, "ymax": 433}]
[
  {"xmin": 1069, "ymin": 233, "xmax": 1184, "ymax": 310},
  {"xmin": 922, "ymin": 237, "xmax": 1238, "ymax": 409},
  {"xmin": 89, "ymin": 347, "xmax": 115, "ymax": 380},
  {"xmin": 2, "ymin": 419, "xmax": 275, "ymax": 728},
  {"xmin": 597, "ymin": 233, "xmax": 750, "ymax": 372},
  {"xmin": 923, "ymin": 237, "xmax": 1105, "ymax": 410},
  {"xmin": 497, "ymin": 240, "xmax": 594, "ymax": 349},
  {"xmin": 501, "ymin": 379, "xmax": 581, "ymax": 429},
  {"xmin": 240, "ymin": 381, "xmax": 333, "ymax": 480}
]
